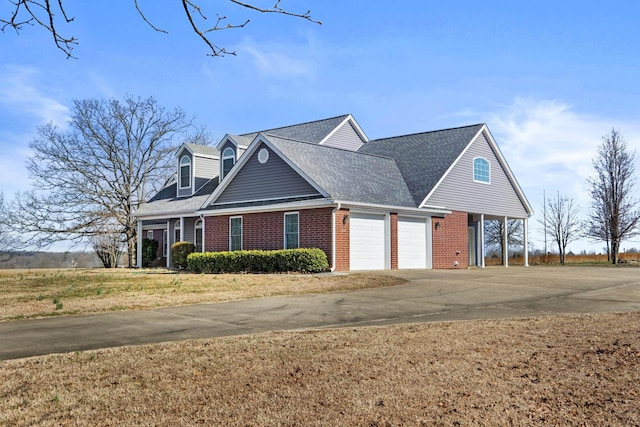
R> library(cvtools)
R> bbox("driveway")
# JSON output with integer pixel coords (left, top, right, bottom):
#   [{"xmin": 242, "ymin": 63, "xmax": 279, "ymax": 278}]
[{"xmin": 1, "ymin": 266, "xmax": 639, "ymax": 360}]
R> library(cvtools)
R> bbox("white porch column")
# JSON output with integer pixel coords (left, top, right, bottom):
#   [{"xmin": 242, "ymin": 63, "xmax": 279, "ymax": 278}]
[
  {"xmin": 503, "ymin": 216, "xmax": 509, "ymax": 268},
  {"xmin": 201, "ymin": 216, "xmax": 206, "ymax": 253},
  {"xmin": 180, "ymin": 216, "xmax": 185, "ymax": 241},
  {"xmin": 523, "ymin": 217, "xmax": 529, "ymax": 267},
  {"xmin": 136, "ymin": 220, "xmax": 143, "ymax": 268},
  {"xmin": 480, "ymin": 214, "xmax": 485, "ymax": 268}
]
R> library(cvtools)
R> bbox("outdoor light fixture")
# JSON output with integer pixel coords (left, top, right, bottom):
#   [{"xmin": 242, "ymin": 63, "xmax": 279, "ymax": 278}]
[
  {"xmin": 435, "ymin": 221, "xmax": 441, "ymax": 230},
  {"xmin": 343, "ymin": 214, "xmax": 350, "ymax": 224}
]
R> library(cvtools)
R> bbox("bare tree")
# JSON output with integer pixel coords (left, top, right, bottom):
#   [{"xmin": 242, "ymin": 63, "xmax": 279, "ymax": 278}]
[
  {"xmin": 92, "ymin": 231, "xmax": 125, "ymax": 269},
  {"xmin": 540, "ymin": 192, "xmax": 581, "ymax": 264},
  {"xmin": 1, "ymin": 0, "xmax": 320, "ymax": 58},
  {"xmin": 0, "ymin": 193, "xmax": 12, "ymax": 259},
  {"xmin": 12, "ymin": 95, "xmax": 195, "ymax": 267},
  {"xmin": 484, "ymin": 219, "xmax": 523, "ymax": 262},
  {"xmin": 585, "ymin": 129, "xmax": 640, "ymax": 264}
]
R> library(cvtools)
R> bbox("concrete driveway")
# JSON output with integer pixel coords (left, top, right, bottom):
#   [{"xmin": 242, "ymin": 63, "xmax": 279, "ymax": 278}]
[{"xmin": 1, "ymin": 266, "xmax": 639, "ymax": 360}]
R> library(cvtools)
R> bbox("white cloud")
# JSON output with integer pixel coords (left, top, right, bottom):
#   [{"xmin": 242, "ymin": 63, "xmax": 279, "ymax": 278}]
[
  {"xmin": 0, "ymin": 65, "xmax": 70, "ymax": 127},
  {"xmin": 488, "ymin": 97, "xmax": 640, "ymax": 205},
  {"xmin": 238, "ymin": 36, "xmax": 318, "ymax": 81},
  {"xmin": 485, "ymin": 97, "xmax": 640, "ymax": 251}
]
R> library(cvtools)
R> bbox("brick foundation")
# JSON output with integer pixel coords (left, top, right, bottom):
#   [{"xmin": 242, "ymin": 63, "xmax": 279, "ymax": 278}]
[{"xmin": 431, "ymin": 210, "xmax": 469, "ymax": 269}]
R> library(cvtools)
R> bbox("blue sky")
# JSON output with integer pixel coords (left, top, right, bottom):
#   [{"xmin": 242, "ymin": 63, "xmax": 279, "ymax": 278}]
[{"xmin": 1, "ymin": 0, "xmax": 640, "ymax": 253}]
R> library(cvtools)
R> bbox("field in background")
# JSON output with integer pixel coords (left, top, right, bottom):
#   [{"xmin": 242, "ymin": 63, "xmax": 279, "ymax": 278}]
[{"xmin": 486, "ymin": 252, "xmax": 639, "ymax": 266}]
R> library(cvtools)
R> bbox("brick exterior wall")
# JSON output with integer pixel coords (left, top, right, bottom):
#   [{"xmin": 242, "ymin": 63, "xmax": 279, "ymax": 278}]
[
  {"xmin": 431, "ymin": 210, "xmax": 469, "ymax": 269},
  {"xmin": 203, "ymin": 207, "xmax": 336, "ymax": 269},
  {"xmin": 390, "ymin": 213, "xmax": 398, "ymax": 270},
  {"xmin": 334, "ymin": 209, "xmax": 350, "ymax": 271}
]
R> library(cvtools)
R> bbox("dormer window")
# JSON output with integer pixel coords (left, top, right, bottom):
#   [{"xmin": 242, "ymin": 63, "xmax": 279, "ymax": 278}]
[
  {"xmin": 179, "ymin": 155, "xmax": 191, "ymax": 188},
  {"xmin": 222, "ymin": 147, "xmax": 235, "ymax": 178}
]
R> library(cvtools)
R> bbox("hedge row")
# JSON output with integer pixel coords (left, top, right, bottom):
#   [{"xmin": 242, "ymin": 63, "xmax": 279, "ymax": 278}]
[{"xmin": 187, "ymin": 248, "xmax": 329, "ymax": 274}]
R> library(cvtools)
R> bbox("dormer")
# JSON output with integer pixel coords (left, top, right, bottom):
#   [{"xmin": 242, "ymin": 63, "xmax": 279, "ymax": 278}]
[
  {"xmin": 216, "ymin": 135, "xmax": 249, "ymax": 181},
  {"xmin": 175, "ymin": 143, "xmax": 220, "ymax": 198}
]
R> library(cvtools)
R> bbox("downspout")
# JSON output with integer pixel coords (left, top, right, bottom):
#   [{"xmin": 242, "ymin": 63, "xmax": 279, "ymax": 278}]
[{"xmin": 330, "ymin": 202, "xmax": 341, "ymax": 272}]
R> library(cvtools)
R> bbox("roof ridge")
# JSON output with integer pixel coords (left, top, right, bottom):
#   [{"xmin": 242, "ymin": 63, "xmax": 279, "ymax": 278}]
[
  {"xmin": 239, "ymin": 114, "xmax": 351, "ymax": 137},
  {"xmin": 370, "ymin": 123, "xmax": 485, "ymax": 142},
  {"xmin": 265, "ymin": 133, "xmax": 396, "ymax": 161}
]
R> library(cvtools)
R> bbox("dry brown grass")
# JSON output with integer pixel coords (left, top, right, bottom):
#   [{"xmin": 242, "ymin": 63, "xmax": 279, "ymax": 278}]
[
  {"xmin": 0, "ymin": 268, "xmax": 405, "ymax": 321},
  {"xmin": 1, "ymin": 312, "xmax": 638, "ymax": 426}
]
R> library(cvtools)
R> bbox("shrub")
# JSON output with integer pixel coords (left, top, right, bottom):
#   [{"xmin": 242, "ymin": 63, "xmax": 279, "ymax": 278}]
[
  {"xmin": 141, "ymin": 238, "xmax": 159, "ymax": 267},
  {"xmin": 187, "ymin": 248, "xmax": 328, "ymax": 274},
  {"xmin": 172, "ymin": 241, "xmax": 195, "ymax": 270}
]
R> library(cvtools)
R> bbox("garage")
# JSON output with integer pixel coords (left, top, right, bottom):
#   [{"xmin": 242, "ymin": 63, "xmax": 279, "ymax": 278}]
[
  {"xmin": 349, "ymin": 212, "xmax": 387, "ymax": 270},
  {"xmin": 398, "ymin": 216, "xmax": 429, "ymax": 269}
]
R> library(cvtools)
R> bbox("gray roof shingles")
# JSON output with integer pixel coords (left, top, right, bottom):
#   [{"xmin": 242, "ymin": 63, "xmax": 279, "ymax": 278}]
[
  {"xmin": 358, "ymin": 124, "xmax": 484, "ymax": 206},
  {"xmin": 239, "ymin": 115, "xmax": 350, "ymax": 145},
  {"xmin": 138, "ymin": 117, "xmax": 484, "ymax": 216},
  {"xmin": 135, "ymin": 177, "xmax": 220, "ymax": 217},
  {"xmin": 266, "ymin": 135, "xmax": 416, "ymax": 207}
]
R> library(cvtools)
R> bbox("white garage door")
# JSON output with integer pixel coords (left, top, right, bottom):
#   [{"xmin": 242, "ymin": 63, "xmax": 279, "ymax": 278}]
[
  {"xmin": 398, "ymin": 217, "xmax": 428, "ymax": 269},
  {"xmin": 350, "ymin": 213, "xmax": 386, "ymax": 270}
]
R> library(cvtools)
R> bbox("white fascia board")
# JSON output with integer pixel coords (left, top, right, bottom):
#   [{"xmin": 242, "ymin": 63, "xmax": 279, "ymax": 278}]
[
  {"xmin": 480, "ymin": 126, "xmax": 535, "ymax": 216},
  {"xmin": 201, "ymin": 134, "xmax": 330, "ymax": 209},
  {"xmin": 319, "ymin": 114, "xmax": 369, "ymax": 145},
  {"xmin": 197, "ymin": 198, "xmax": 333, "ymax": 216},
  {"xmin": 215, "ymin": 134, "xmax": 238, "ymax": 150},
  {"xmin": 419, "ymin": 134, "xmax": 475, "ymax": 209},
  {"xmin": 334, "ymin": 200, "xmax": 450, "ymax": 217},
  {"xmin": 262, "ymin": 136, "xmax": 330, "ymax": 198},
  {"xmin": 175, "ymin": 143, "xmax": 189, "ymax": 158},
  {"xmin": 135, "ymin": 210, "xmax": 197, "ymax": 221}
]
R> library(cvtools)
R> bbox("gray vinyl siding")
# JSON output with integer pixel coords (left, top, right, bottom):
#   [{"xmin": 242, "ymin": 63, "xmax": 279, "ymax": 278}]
[
  {"xmin": 322, "ymin": 121, "xmax": 364, "ymax": 151},
  {"xmin": 177, "ymin": 150, "xmax": 193, "ymax": 198},
  {"xmin": 424, "ymin": 133, "xmax": 529, "ymax": 218},
  {"xmin": 194, "ymin": 156, "xmax": 219, "ymax": 191},
  {"xmin": 182, "ymin": 217, "xmax": 196, "ymax": 243},
  {"xmin": 213, "ymin": 143, "xmax": 321, "ymax": 205}
]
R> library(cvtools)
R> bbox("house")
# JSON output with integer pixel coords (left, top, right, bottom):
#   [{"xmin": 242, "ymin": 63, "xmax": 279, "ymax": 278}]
[{"xmin": 134, "ymin": 114, "xmax": 533, "ymax": 271}]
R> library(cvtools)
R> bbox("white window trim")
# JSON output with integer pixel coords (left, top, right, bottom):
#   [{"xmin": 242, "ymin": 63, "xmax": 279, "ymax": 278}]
[
  {"xmin": 179, "ymin": 155, "xmax": 192, "ymax": 189},
  {"xmin": 229, "ymin": 216, "xmax": 242, "ymax": 251},
  {"xmin": 174, "ymin": 220, "xmax": 181, "ymax": 244},
  {"xmin": 163, "ymin": 230, "xmax": 168, "ymax": 257},
  {"xmin": 473, "ymin": 156, "xmax": 491, "ymax": 184},
  {"xmin": 284, "ymin": 211, "xmax": 300, "ymax": 249},
  {"xmin": 194, "ymin": 219, "xmax": 203, "ymax": 253},
  {"xmin": 222, "ymin": 147, "xmax": 236, "ymax": 179}
]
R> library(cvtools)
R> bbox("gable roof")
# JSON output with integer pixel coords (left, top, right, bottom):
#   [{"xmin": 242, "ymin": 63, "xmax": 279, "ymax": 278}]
[
  {"xmin": 261, "ymin": 135, "xmax": 415, "ymax": 207},
  {"xmin": 358, "ymin": 124, "xmax": 485, "ymax": 206},
  {"xmin": 179, "ymin": 142, "xmax": 219, "ymax": 158}
]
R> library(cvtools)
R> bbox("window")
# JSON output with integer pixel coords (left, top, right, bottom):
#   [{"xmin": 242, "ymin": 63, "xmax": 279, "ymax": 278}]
[
  {"xmin": 473, "ymin": 157, "xmax": 490, "ymax": 183},
  {"xmin": 180, "ymin": 155, "xmax": 191, "ymax": 188},
  {"xmin": 195, "ymin": 219, "xmax": 203, "ymax": 252},
  {"xmin": 163, "ymin": 230, "xmax": 168, "ymax": 257},
  {"xmin": 284, "ymin": 212, "xmax": 299, "ymax": 249},
  {"xmin": 230, "ymin": 216, "xmax": 242, "ymax": 251},
  {"xmin": 174, "ymin": 220, "xmax": 181, "ymax": 244},
  {"xmin": 222, "ymin": 147, "xmax": 235, "ymax": 178},
  {"xmin": 146, "ymin": 230, "xmax": 154, "ymax": 240}
]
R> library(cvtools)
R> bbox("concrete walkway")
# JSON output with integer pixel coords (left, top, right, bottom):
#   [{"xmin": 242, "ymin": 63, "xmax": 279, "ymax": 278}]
[{"xmin": 1, "ymin": 266, "xmax": 639, "ymax": 360}]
